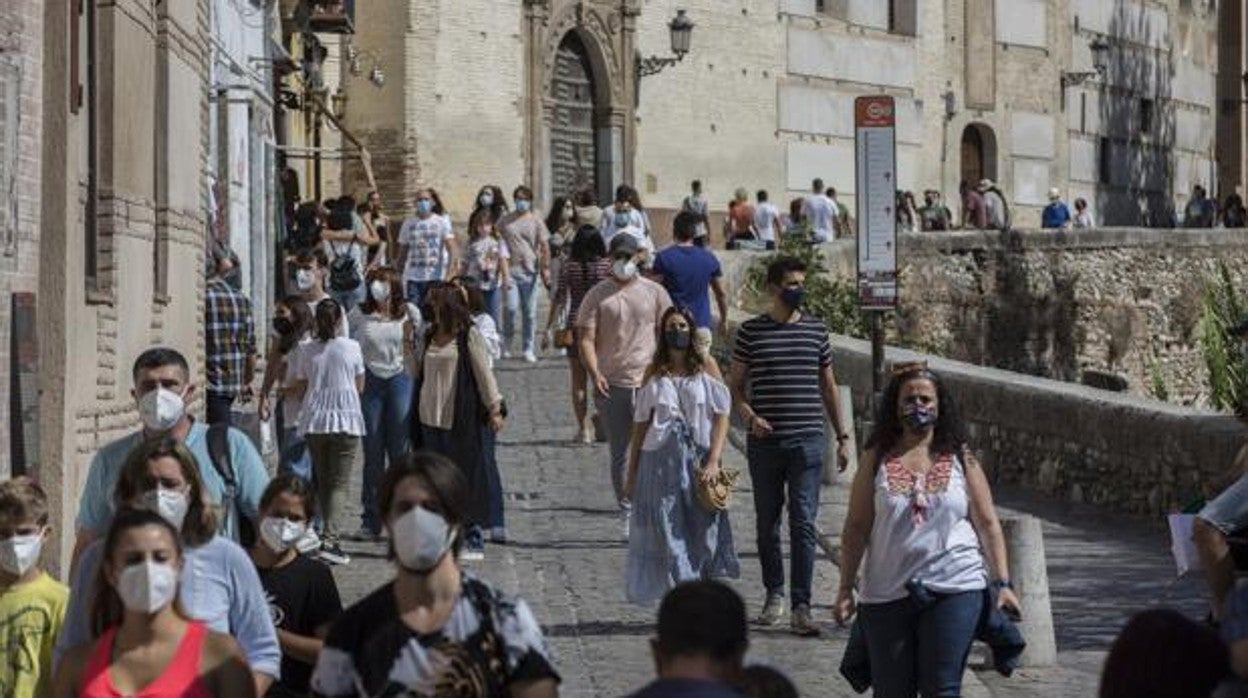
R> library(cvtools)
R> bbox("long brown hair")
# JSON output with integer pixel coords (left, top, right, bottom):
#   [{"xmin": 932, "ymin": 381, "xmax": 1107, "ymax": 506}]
[
  {"xmin": 424, "ymin": 284, "xmax": 472, "ymax": 338},
  {"xmin": 314, "ymin": 298, "xmax": 343, "ymax": 342},
  {"xmin": 90, "ymin": 508, "xmax": 189, "ymax": 638},
  {"xmin": 644, "ymin": 306, "xmax": 704, "ymax": 382},
  {"xmin": 359, "ymin": 267, "xmax": 405, "ymax": 319},
  {"xmin": 275, "ymin": 295, "xmax": 313, "ymax": 355},
  {"xmin": 114, "ymin": 437, "xmax": 217, "ymax": 547}
]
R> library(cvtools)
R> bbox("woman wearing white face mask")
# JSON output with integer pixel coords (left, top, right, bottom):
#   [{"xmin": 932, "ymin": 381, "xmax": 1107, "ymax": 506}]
[
  {"xmin": 248, "ymin": 475, "xmax": 342, "ymax": 698},
  {"xmin": 51, "ymin": 508, "xmax": 256, "ymax": 698},
  {"xmin": 311, "ymin": 452, "xmax": 560, "ymax": 697},
  {"xmin": 56, "ymin": 439, "xmax": 281, "ymax": 696},
  {"xmin": 348, "ymin": 268, "xmax": 419, "ymax": 540}
]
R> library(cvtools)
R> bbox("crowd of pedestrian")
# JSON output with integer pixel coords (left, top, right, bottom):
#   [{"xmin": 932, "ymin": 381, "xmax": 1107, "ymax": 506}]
[{"xmin": 19, "ymin": 173, "xmax": 1248, "ymax": 697}]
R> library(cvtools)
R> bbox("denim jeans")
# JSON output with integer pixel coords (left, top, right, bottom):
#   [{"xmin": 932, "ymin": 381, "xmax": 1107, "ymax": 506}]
[
  {"xmin": 276, "ymin": 403, "xmax": 313, "ymax": 484},
  {"xmin": 594, "ymin": 385, "xmax": 637, "ymax": 506},
  {"xmin": 330, "ymin": 286, "xmax": 366, "ymax": 315},
  {"xmin": 420, "ymin": 425, "xmax": 504, "ymax": 531},
  {"xmin": 503, "ymin": 273, "xmax": 539, "ymax": 355},
  {"xmin": 482, "ymin": 286, "xmax": 503, "ymax": 332},
  {"xmin": 361, "ymin": 370, "xmax": 414, "ymax": 533},
  {"xmin": 858, "ymin": 590, "xmax": 982, "ymax": 697},
  {"xmin": 405, "ymin": 279, "xmax": 435, "ymax": 306},
  {"xmin": 747, "ymin": 433, "xmax": 826, "ymax": 607}
]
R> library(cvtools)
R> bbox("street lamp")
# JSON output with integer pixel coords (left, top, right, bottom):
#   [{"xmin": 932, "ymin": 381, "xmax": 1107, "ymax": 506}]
[
  {"xmin": 1060, "ymin": 35, "xmax": 1110, "ymax": 109},
  {"xmin": 637, "ymin": 9, "xmax": 695, "ymax": 78}
]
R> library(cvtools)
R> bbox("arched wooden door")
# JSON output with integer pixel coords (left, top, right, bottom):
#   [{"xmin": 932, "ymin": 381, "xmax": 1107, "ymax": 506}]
[
  {"xmin": 960, "ymin": 123, "xmax": 997, "ymax": 186},
  {"xmin": 549, "ymin": 33, "xmax": 596, "ymax": 198}
]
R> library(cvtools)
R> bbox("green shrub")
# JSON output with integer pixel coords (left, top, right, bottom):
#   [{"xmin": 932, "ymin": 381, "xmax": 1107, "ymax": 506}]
[
  {"xmin": 745, "ymin": 233, "xmax": 870, "ymax": 339},
  {"xmin": 1199, "ymin": 261, "xmax": 1248, "ymax": 413}
]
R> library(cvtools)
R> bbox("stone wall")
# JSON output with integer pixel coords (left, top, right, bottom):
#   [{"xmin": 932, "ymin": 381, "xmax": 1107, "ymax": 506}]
[
  {"xmin": 890, "ymin": 228, "xmax": 1248, "ymax": 408},
  {"xmin": 823, "ymin": 336, "xmax": 1242, "ymax": 517}
]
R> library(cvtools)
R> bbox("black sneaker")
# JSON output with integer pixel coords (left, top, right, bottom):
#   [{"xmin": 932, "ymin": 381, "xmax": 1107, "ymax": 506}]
[{"xmin": 318, "ymin": 541, "xmax": 351, "ymax": 566}]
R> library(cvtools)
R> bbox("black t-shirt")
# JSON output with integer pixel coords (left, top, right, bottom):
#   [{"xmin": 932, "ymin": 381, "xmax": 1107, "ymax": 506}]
[
  {"xmin": 312, "ymin": 574, "xmax": 560, "ymax": 697},
  {"xmin": 257, "ymin": 554, "xmax": 342, "ymax": 697}
]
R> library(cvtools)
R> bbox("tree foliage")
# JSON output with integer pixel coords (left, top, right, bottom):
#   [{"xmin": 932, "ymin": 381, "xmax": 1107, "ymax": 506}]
[
  {"xmin": 745, "ymin": 234, "xmax": 870, "ymax": 339},
  {"xmin": 1199, "ymin": 261, "xmax": 1248, "ymax": 413}
]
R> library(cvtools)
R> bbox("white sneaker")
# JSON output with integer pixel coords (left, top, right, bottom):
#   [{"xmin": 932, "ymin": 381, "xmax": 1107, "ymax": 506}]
[
  {"xmin": 501, "ymin": 349, "xmax": 512, "ymax": 359},
  {"xmin": 523, "ymin": 351, "xmax": 538, "ymax": 363},
  {"xmin": 620, "ymin": 506, "xmax": 632, "ymax": 540}
]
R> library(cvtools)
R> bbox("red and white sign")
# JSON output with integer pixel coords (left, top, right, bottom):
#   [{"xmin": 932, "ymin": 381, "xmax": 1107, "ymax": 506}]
[{"xmin": 854, "ymin": 95, "xmax": 898, "ymax": 311}]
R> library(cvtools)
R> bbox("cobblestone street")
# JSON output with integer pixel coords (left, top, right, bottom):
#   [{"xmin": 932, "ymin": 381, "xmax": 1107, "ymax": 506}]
[{"xmin": 323, "ymin": 358, "xmax": 1208, "ymax": 697}]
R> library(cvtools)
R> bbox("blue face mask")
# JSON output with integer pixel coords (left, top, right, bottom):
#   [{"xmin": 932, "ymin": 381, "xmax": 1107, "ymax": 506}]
[
  {"xmin": 902, "ymin": 403, "xmax": 937, "ymax": 431},
  {"xmin": 780, "ymin": 286, "xmax": 806, "ymax": 308},
  {"xmin": 615, "ymin": 212, "xmax": 631, "ymax": 228},
  {"xmin": 516, "ymin": 199, "xmax": 531, "ymax": 213},
  {"xmin": 416, "ymin": 200, "xmax": 433, "ymax": 216}
]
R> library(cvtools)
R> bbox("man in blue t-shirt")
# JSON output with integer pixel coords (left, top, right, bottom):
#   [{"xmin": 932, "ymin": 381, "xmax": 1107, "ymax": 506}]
[
  {"xmin": 651, "ymin": 211, "xmax": 729, "ymax": 359},
  {"xmin": 1041, "ymin": 188, "xmax": 1072, "ymax": 229},
  {"xmin": 72, "ymin": 347, "xmax": 270, "ymax": 569}
]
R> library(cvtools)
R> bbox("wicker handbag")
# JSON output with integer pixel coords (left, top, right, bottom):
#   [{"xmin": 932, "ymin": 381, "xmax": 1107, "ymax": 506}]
[
  {"xmin": 553, "ymin": 328, "xmax": 576, "ymax": 349},
  {"xmin": 695, "ymin": 464, "xmax": 740, "ymax": 512}
]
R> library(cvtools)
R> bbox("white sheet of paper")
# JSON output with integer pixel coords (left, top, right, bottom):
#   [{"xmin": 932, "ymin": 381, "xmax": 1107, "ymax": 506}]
[{"xmin": 1168, "ymin": 513, "xmax": 1202, "ymax": 577}]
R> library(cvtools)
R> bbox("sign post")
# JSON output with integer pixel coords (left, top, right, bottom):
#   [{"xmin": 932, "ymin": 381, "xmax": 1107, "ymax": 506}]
[{"xmin": 854, "ymin": 96, "xmax": 898, "ymax": 410}]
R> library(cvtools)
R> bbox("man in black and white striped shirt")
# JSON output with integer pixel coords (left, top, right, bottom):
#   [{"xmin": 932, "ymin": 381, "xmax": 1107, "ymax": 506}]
[{"xmin": 729, "ymin": 256, "xmax": 850, "ymax": 637}]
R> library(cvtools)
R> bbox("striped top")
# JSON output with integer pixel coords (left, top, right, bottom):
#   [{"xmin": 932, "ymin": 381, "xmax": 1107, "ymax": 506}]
[
  {"xmin": 555, "ymin": 258, "xmax": 612, "ymax": 327},
  {"xmin": 732, "ymin": 313, "xmax": 833, "ymax": 437}
]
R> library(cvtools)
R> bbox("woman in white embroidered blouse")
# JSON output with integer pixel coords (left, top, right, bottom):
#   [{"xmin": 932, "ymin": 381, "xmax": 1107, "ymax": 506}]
[
  {"xmin": 836, "ymin": 362, "xmax": 1021, "ymax": 697},
  {"xmin": 287, "ymin": 299, "xmax": 365, "ymax": 565}
]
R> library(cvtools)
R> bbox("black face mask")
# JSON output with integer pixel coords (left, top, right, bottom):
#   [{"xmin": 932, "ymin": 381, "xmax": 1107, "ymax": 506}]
[
  {"xmin": 665, "ymin": 329, "xmax": 692, "ymax": 350},
  {"xmin": 272, "ymin": 317, "xmax": 294, "ymax": 335}
]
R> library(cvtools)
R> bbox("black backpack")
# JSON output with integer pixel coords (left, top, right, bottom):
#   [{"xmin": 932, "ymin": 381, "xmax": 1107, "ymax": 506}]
[
  {"xmin": 328, "ymin": 241, "xmax": 361, "ymax": 292},
  {"xmin": 206, "ymin": 424, "xmax": 257, "ymax": 547}
]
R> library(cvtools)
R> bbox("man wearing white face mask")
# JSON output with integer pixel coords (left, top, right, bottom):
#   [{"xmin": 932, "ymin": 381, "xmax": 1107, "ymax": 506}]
[
  {"xmin": 71, "ymin": 347, "xmax": 271, "ymax": 569},
  {"xmin": 249, "ymin": 475, "xmax": 342, "ymax": 698},
  {"xmin": 0, "ymin": 478, "xmax": 67, "ymax": 698},
  {"xmin": 288, "ymin": 248, "xmax": 348, "ymax": 338},
  {"xmin": 576, "ymin": 235, "xmax": 672, "ymax": 536},
  {"xmin": 312, "ymin": 452, "xmax": 560, "ymax": 696}
]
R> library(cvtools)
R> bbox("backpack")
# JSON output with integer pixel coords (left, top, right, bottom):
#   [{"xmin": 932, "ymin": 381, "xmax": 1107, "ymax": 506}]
[
  {"xmin": 207, "ymin": 423, "xmax": 257, "ymax": 547},
  {"xmin": 328, "ymin": 241, "xmax": 362, "ymax": 292}
]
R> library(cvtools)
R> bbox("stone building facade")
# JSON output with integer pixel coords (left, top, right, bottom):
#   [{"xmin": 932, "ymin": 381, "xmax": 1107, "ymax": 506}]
[
  {"xmin": 34, "ymin": 0, "xmax": 212, "ymax": 572},
  {"xmin": 1218, "ymin": 0, "xmax": 1246, "ymax": 199},
  {"xmin": 343, "ymin": 0, "xmax": 1222, "ymax": 231}
]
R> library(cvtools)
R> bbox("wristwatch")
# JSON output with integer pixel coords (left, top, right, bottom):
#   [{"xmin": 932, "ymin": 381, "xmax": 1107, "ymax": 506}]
[
  {"xmin": 990, "ymin": 579, "xmax": 1014, "ymax": 590},
  {"xmin": 836, "ymin": 433, "xmax": 851, "ymax": 442}
]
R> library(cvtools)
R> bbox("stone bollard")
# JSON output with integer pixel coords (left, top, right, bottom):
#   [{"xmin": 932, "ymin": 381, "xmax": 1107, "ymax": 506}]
[
  {"xmin": 823, "ymin": 385, "xmax": 858, "ymax": 485},
  {"xmin": 1000, "ymin": 515, "xmax": 1057, "ymax": 667}
]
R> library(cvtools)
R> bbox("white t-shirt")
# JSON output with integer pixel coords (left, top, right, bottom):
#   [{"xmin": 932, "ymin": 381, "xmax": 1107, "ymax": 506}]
[
  {"xmin": 753, "ymin": 202, "xmax": 781, "ymax": 242},
  {"xmin": 399, "ymin": 214, "xmax": 454, "ymax": 283},
  {"xmin": 600, "ymin": 206, "xmax": 648, "ymax": 244},
  {"xmin": 633, "ymin": 373, "xmax": 731, "ymax": 452},
  {"xmin": 802, "ymin": 194, "xmax": 836, "ymax": 242},
  {"xmin": 289, "ymin": 337, "xmax": 366, "ymax": 436},
  {"xmin": 349, "ymin": 307, "xmax": 417, "ymax": 379},
  {"xmin": 473, "ymin": 313, "xmax": 502, "ymax": 368}
]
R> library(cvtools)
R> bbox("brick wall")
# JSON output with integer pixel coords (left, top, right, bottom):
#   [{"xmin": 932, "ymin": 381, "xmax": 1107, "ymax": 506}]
[{"xmin": 0, "ymin": 0, "xmax": 44, "ymax": 479}]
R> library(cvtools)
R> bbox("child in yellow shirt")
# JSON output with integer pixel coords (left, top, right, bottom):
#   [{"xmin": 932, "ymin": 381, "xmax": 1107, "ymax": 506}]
[{"xmin": 0, "ymin": 477, "xmax": 68, "ymax": 698}]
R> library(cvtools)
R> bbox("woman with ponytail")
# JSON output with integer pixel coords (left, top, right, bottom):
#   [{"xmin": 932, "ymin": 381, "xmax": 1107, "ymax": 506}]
[{"xmin": 287, "ymin": 299, "xmax": 365, "ymax": 566}]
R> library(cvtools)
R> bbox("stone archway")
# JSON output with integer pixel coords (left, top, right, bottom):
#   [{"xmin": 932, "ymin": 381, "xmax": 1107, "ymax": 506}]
[{"xmin": 960, "ymin": 122, "xmax": 998, "ymax": 187}]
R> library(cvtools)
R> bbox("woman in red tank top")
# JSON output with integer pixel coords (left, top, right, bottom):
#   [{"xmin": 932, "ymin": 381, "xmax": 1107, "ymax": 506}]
[{"xmin": 51, "ymin": 509, "xmax": 255, "ymax": 698}]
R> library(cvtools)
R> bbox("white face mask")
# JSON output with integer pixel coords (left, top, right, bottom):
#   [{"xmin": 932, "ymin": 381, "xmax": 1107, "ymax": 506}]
[
  {"xmin": 117, "ymin": 560, "xmax": 179, "ymax": 614},
  {"xmin": 369, "ymin": 280, "xmax": 390, "ymax": 303},
  {"xmin": 390, "ymin": 505, "xmax": 455, "ymax": 572},
  {"xmin": 141, "ymin": 489, "xmax": 189, "ymax": 530},
  {"xmin": 611, "ymin": 259, "xmax": 638, "ymax": 281},
  {"xmin": 0, "ymin": 533, "xmax": 43, "ymax": 577},
  {"xmin": 259, "ymin": 517, "xmax": 307, "ymax": 554},
  {"xmin": 295, "ymin": 268, "xmax": 316, "ymax": 292},
  {"xmin": 479, "ymin": 192, "xmax": 494, "ymax": 207},
  {"xmin": 137, "ymin": 387, "xmax": 185, "ymax": 433}
]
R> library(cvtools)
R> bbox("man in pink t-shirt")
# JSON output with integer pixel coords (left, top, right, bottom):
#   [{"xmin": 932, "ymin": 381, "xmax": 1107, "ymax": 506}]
[{"xmin": 576, "ymin": 235, "xmax": 672, "ymax": 533}]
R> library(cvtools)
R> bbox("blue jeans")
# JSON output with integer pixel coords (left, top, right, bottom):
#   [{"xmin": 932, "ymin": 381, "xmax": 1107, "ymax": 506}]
[
  {"xmin": 858, "ymin": 590, "xmax": 982, "ymax": 697},
  {"xmin": 482, "ymin": 286, "xmax": 503, "ymax": 330},
  {"xmin": 503, "ymin": 273, "xmax": 539, "ymax": 355},
  {"xmin": 361, "ymin": 370, "xmax": 413, "ymax": 533},
  {"xmin": 747, "ymin": 433, "xmax": 826, "ymax": 607},
  {"xmin": 406, "ymin": 279, "xmax": 435, "ymax": 306},
  {"xmin": 276, "ymin": 403, "xmax": 313, "ymax": 484},
  {"xmin": 330, "ymin": 286, "xmax": 366, "ymax": 315},
  {"xmin": 420, "ymin": 425, "xmax": 504, "ymax": 531}
]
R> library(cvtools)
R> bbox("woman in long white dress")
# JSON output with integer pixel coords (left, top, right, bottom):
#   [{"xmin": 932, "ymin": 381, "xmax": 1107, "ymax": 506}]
[{"xmin": 623, "ymin": 306, "xmax": 740, "ymax": 605}]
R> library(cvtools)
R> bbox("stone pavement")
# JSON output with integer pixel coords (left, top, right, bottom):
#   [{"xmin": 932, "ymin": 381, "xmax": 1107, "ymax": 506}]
[{"xmin": 322, "ymin": 358, "xmax": 1209, "ymax": 697}]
